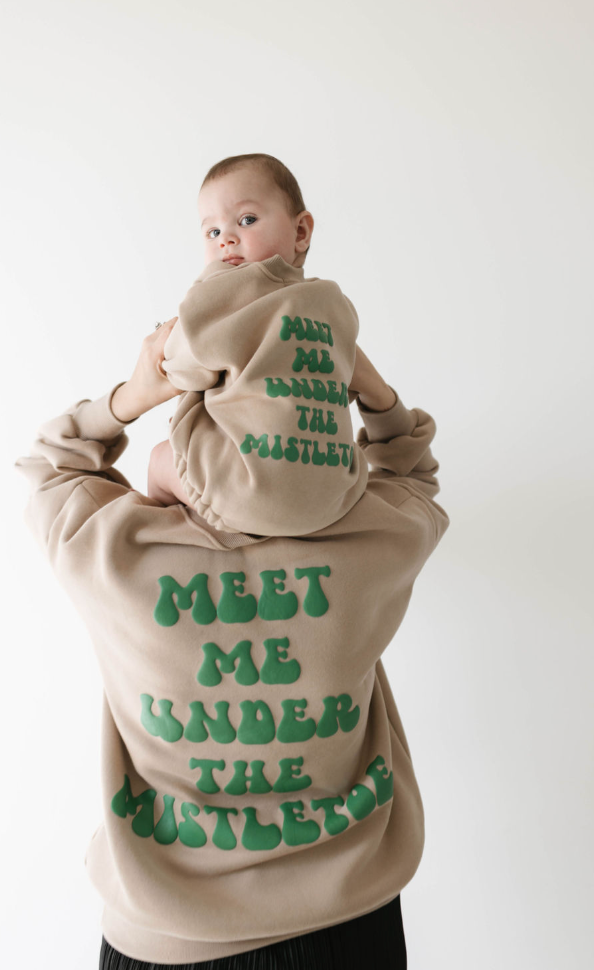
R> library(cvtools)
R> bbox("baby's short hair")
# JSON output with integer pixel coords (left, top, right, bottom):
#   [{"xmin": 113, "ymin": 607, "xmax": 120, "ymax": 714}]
[{"xmin": 201, "ymin": 153, "xmax": 310, "ymax": 260}]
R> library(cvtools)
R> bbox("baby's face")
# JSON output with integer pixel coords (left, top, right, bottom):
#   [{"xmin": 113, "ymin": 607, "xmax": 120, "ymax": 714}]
[{"xmin": 198, "ymin": 165, "xmax": 310, "ymax": 268}]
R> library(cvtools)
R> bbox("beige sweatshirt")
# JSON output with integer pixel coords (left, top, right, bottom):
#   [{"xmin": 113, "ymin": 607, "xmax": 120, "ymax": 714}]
[
  {"xmin": 161, "ymin": 254, "xmax": 366, "ymax": 536},
  {"xmin": 14, "ymin": 382, "xmax": 449, "ymax": 964}
]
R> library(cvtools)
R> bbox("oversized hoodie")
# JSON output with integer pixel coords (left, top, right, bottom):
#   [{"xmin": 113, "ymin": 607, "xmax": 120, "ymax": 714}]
[
  {"xmin": 14, "ymin": 380, "xmax": 449, "ymax": 964},
  {"xmin": 161, "ymin": 253, "xmax": 365, "ymax": 536}
]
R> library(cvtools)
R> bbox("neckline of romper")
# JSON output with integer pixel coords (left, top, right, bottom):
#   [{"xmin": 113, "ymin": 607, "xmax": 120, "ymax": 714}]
[{"xmin": 196, "ymin": 254, "xmax": 308, "ymax": 285}]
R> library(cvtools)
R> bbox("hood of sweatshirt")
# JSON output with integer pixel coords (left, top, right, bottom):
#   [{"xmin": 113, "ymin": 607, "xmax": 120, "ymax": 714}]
[{"xmin": 163, "ymin": 254, "xmax": 369, "ymax": 538}]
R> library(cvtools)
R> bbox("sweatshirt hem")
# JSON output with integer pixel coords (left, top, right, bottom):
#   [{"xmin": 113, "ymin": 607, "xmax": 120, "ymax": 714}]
[
  {"xmin": 101, "ymin": 890, "xmax": 405, "ymax": 964},
  {"xmin": 170, "ymin": 447, "xmax": 369, "ymax": 538}
]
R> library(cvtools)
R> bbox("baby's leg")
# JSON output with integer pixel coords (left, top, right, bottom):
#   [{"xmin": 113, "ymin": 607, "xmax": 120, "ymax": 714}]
[{"xmin": 147, "ymin": 439, "xmax": 188, "ymax": 506}]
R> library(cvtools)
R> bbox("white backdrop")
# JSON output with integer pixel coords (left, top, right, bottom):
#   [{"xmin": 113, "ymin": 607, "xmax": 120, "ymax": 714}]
[{"xmin": 1, "ymin": 1, "xmax": 592, "ymax": 968}]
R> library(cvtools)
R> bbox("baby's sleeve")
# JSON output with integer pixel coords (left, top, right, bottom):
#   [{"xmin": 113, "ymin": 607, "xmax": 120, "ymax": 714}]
[{"xmin": 161, "ymin": 317, "xmax": 220, "ymax": 392}]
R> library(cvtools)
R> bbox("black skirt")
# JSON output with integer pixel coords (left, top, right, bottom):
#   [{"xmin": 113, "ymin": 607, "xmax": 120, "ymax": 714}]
[{"xmin": 99, "ymin": 894, "xmax": 407, "ymax": 969}]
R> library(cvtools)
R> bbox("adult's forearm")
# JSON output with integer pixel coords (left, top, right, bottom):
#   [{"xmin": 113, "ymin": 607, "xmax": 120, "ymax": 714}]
[
  {"xmin": 357, "ymin": 383, "xmax": 397, "ymax": 413},
  {"xmin": 111, "ymin": 381, "xmax": 155, "ymax": 423},
  {"xmin": 110, "ymin": 317, "xmax": 183, "ymax": 422},
  {"xmin": 351, "ymin": 345, "xmax": 397, "ymax": 413}
]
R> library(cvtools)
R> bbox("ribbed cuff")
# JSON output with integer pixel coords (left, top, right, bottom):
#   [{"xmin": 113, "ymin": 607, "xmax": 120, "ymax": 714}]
[
  {"xmin": 356, "ymin": 386, "xmax": 418, "ymax": 443},
  {"xmin": 76, "ymin": 383, "xmax": 139, "ymax": 442}
]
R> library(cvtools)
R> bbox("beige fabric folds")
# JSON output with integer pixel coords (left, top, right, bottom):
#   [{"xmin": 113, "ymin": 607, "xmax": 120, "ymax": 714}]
[{"xmin": 162, "ymin": 254, "xmax": 367, "ymax": 535}]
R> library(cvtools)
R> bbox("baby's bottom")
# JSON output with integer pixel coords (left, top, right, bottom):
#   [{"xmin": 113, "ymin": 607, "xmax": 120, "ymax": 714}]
[
  {"xmin": 98, "ymin": 894, "xmax": 407, "ymax": 969},
  {"xmin": 147, "ymin": 439, "xmax": 188, "ymax": 507}
]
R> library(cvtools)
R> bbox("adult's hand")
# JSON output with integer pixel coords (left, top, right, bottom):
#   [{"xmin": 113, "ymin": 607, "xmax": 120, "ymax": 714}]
[
  {"xmin": 112, "ymin": 317, "xmax": 183, "ymax": 422},
  {"xmin": 350, "ymin": 345, "xmax": 397, "ymax": 412}
]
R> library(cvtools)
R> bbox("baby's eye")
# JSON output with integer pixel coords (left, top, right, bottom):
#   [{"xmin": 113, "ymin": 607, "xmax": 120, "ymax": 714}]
[
  {"xmin": 240, "ymin": 215, "xmax": 257, "ymax": 226},
  {"xmin": 206, "ymin": 228, "xmax": 220, "ymax": 239}
]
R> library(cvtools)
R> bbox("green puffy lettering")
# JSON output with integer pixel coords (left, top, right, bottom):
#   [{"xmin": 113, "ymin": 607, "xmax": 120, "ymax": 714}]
[
  {"xmin": 300, "ymin": 438, "xmax": 312, "ymax": 464},
  {"xmin": 326, "ymin": 442, "xmax": 339, "ymax": 466},
  {"xmin": 296, "ymin": 405, "xmax": 310, "ymax": 430},
  {"xmin": 154, "ymin": 574, "xmax": 216, "ymax": 627},
  {"xmin": 303, "ymin": 317, "xmax": 319, "ymax": 341},
  {"xmin": 277, "ymin": 698, "xmax": 316, "ymax": 742},
  {"xmin": 270, "ymin": 434, "xmax": 284, "ymax": 459},
  {"xmin": 154, "ymin": 794, "xmax": 178, "ymax": 844},
  {"xmin": 290, "ymin": 377, "xmax": 314, "ymax": 399},
  {"xmin": 258, "ymin": 570, "xmax": 298, "ymax": 621},
  {"xmin": 308, "ymin": 408, "xmax": 324, "ymax": 433},
  {"xmin": 292, "ymin": 347, "xmax": 320, "ymax": 373},
  {"xmin": 325, "ymin": 410, "xmax": 338, "ymax": 434},
  {"xmin": 179, "ymin": 801, "xmax": 207, "ymax": 847},
  {"xmin": 184, "ymin": 700, "xmax": 236, "ymax": 743},
  {"xmin": 131, "ymin": 788, "xmax": 157, "ymax": 837},
  {"xmin": 279, "ymin": 315, "xmax": 305, "ymax": 341},
  {"xmin": 284, "ymin": 436, "xmax": 300, "ymax": 462},
  {"xmin": 218, "ymin": 572, "xmax": 257, "ymax": 623},
  {"xmin": 260, "ymin": 637, "xmax": 301, "ymax": 684},
  {"xmin": 239, "ymin": 433, "xmax": 270, "ymax": 457},
  {"xmin": 203, "ymin": 805, "xmax": 238, "ymax": 850},
  {"xmin": 339, "ymin": 442, "xmax": 351, "ymax": 467},
  {"xmin": 140, "ymin": 695, "xmax": 184, "ymax": 742},
  {"xmin": 365, "ymin": 754, "xmax": 394, "ymax": 805},
  {"xmin": 265, "ymin": 377, "xmax": 291, "ymax": 398},
  {"xmin": 241, "ymin": 807, "xmax": 282, "ymax": 851},
  {"xmin": 197, "ymin": 640, "xmax": 259, "ymax": 687},
  {"xmin": 291, "ymin": 349, "xmax": 336, "ymax": 375},
  {"xmin": 237, "ymin": 700, "xmax": 276, "ymax": 744},
  {"xmin": 111, "ymin": 775, "xmax": 157, "ymax": 838},
  {"xmin": 294, "ymin": 565, "xmax": 331, "ymax": 616},
  {"xmin": 273, "ymin": 756, "xmax": 312, "ymax": 792},
  {"xmin": 280, "ymin": 800, "xmax": 320, "ymax": 845},
  {"xmin": 188, "ymin": 758, "xmax": 225, "ymax": 793},
  {"xmin": 224, "ymin": 760, "xmax": 273, "ymax": 796},
  {"xmin": 346, "ymin": 783, "xmax": 376, "ymax": 821},
  {"xmin": 311, "ymin": 441, "xmax": 327, "ymax": 466},
  {"xmin": 326, "ymin": 380, "xmax": 339, "ymax": 404},
  {"xmin": 311, "ymin": 379, "xmax": 328, "ymax": 401},
  {"xmin": 310, "ymin": 796, "xmax": 349, "ymax": 835},
  {"xmin": 315, "ymin": 320, "xmax": 328, "ymax": 344},
  {"xmin": 316, "ymin": 693, "xmax": 360, "ymax": 737},
  {"xmin": 111, "ymin": 774, "xmax": 134, "ymax": 818}
]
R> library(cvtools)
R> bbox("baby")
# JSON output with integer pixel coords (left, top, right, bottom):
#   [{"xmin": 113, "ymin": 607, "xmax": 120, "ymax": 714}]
[{"xmin": 147, "ymin": 153, "xmax": 368, "ymax": 537}]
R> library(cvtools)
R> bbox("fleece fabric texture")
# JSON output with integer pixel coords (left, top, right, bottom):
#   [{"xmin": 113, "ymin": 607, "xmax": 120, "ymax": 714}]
[
  {"xmin": 161, "ymin": 254, "xmax": 366, "ymax": 537},
  {"xmin": 15, "ymin": 384, "xmax": 449, "ymax": 965}
]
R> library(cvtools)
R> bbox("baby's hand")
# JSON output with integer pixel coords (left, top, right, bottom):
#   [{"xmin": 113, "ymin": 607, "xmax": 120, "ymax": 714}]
[{"xmin": 147, "ymin": 439, "xmax": 189, "ymax": 506}]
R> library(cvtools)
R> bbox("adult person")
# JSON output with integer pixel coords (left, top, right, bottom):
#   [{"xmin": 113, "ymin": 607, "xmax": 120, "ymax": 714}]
[{"xmin": 15, "ymin": 319, "xmax": 449, "ymax": 969}]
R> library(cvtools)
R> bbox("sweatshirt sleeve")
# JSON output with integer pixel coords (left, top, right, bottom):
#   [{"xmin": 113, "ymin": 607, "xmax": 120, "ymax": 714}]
[
  {"xmin": 161, "ymin": 315, "xmax": 220, "ymax": 392},
  {"xmin": 161, "ymin": 264, "xmax": 258, "ymax": 393},
  {"xmin": 13, "ymin": 382, "xmax": 140, "ymax": 561},
  {"xmin": 356, "ymin": 387, "xmax": 450, "ymax": 547}
]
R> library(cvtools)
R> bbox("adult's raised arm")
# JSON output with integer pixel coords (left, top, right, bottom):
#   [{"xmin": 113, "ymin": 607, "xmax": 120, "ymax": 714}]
[
  {"xmin": 351, "ymin": 344, "xmax": 443, "ymax": 501},
  {"xmin": 14, "ymin": 318, "xmax": 183, "ymax": 559},
  {"xmin": 347, "ymin": 344, "xmax": 450, "ymax": 562},
  {"xmin": 349, "ymin": 343, "xmax": 397, "ymax": 413},
  {"xmin": 111, "ymin": 316, "xmax": 182, "ymax": 421}
]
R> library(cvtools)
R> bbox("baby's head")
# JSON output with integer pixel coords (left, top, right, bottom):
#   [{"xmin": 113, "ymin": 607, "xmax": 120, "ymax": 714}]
[{"xmin": 198, "ymin": 154, "xmax": 314, "ymax": 269}]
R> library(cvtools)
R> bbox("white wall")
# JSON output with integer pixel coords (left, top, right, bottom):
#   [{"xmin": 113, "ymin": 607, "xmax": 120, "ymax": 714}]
[{"xmin": 2, "ymin": 1, "xmax": 592, "ymax": 967}]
